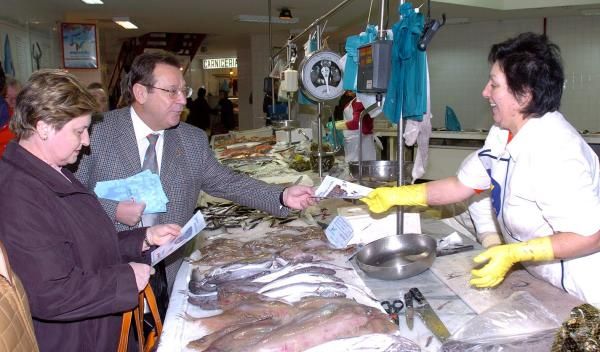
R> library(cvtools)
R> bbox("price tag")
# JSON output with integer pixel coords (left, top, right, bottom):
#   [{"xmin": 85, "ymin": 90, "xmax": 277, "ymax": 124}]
[
  {"xmin": 151, "ymin": 211, "xmax": 206, "ymax": 266},
  {"xmin": 325, "ymin": 216, "xmax": 354, "ymax": 248}
]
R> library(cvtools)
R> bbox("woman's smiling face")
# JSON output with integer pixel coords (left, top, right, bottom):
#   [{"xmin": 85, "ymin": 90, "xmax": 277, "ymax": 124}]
[{"xmin": 482, "ymin": 62, "xmax": 531, "ymax": 134}]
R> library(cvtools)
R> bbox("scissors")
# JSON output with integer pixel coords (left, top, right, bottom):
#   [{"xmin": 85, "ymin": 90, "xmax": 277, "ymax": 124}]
[{"xmin": 381, "ymin": 299, "xmax": 404, "ymax": 325}]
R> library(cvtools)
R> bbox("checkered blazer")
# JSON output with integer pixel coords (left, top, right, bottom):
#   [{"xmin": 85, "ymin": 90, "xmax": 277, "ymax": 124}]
[{"xmin": 73, "ymin": 107, "xmax": 287, "ymax": 287}]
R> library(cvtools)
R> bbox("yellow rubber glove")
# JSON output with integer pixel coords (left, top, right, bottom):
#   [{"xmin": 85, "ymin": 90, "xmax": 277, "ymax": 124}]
[
  {"xmin": 335, "ymin": 120, "xmax": 347, "ymax": 130},
  {"xmin": 470, "ymin": 236, "xmax": 554, "ymax": 288},
  {"xmin": 360, "ymin": 184, "xmax": 428, "ymax": 213}
]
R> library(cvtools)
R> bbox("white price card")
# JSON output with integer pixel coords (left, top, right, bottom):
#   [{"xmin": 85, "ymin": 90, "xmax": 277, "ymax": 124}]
[
  {"xmin": 151, "ymin": 211, "xmax": 206, "ymax": 266},
  {"xmin": 325, "ymin": 216, "xmax": 354, "ymax": 248},
  {"xmin": 315, "ymin": 176, "xmax": 372, "ymax": 199}
]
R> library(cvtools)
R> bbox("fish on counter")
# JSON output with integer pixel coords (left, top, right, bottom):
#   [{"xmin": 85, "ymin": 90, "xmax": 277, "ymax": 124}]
[
  {"xmin": 186, "ymin": 298, "xmax": 397, "ymax": 352},
  {"xmin": 183, "ymin": 221, "xmax": 395, "ymax": 351},
  {"xmin": 191, "ymin": 226, "xmax": 352, "ymax": 267},
  {"xmin": 197, "ymin": 203, "xmax": 300, "ymax": 232}
]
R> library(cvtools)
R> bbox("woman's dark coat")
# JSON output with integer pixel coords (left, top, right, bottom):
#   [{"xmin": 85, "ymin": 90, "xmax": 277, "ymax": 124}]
[{"xmin": 0, "ymin": 142, "xmax": 149, "ymax": 352}]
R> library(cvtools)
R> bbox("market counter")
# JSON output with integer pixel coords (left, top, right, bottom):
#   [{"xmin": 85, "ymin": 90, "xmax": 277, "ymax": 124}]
[
  {"xmin": 157, "ymin": 131, "xmax": 582, "ymax": 350},
  {"xmin": 157, "ymin": 209, "xmax": 582, "ymax": 352}
]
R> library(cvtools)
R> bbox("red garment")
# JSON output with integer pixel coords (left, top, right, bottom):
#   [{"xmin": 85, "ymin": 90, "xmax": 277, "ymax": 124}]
[
  {"xmin": 343, "ymin": 99, "xmax": 374, "ymax": 134},
  {"xmin": 0, "ymin": 124, "xmax": 15, "ymax": 157}
]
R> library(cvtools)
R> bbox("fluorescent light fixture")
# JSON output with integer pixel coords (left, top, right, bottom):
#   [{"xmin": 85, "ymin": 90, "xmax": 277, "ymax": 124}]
[
  {"xmin": 581, "ymin": 8, "xmax": 600, "ymax": 16},
  {"xmin": 113, "ymin": 17, "xmax": 138, "ymax": 29},
  {"xmin": 81, "ymin": 0, "xmax": 103, "ymax": 4},
  {"xmin": 236, "ymin": 15, "xmax": 299, "ymax": 24}
]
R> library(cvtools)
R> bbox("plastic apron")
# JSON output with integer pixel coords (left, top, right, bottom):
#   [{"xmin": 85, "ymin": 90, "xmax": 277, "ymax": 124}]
[{"xmin": 342, "ymin": 98, "xmax": 376, "ymax": 162}]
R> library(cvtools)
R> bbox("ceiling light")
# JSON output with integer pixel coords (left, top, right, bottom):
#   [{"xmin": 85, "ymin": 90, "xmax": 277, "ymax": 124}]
[
  {"xmin": 279, "ymin": 8, "xmax": 293, "ymax": 20},
  {"xmin": 236, "ymin": 15, "xmax": 299, "ymax": 24},
  {"xmin": 113, "ymin": 17, "xmax": 138, "ymax": 29},
  {"xmin": 81, "ymin": 0, "xmax": 103, "ymax": 4},
  {"xmin": 581, "ymin": 8, "xmax": 600, "ymax": 16}
]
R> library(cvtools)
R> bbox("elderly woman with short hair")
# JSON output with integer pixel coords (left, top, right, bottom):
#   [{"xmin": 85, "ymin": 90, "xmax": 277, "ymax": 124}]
[{"xmin": 0, "ymin": 69, "xmax": 180, "ymax": 351}]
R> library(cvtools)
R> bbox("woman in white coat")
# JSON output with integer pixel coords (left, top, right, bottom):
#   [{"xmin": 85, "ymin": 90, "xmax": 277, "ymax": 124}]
[{"xmin": 362, "ymin": 32, "xmax": 600, "ymax": 305}]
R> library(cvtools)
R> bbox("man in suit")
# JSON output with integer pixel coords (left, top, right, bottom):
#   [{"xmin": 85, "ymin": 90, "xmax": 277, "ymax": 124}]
[{"xmin": 73, "ymin": 51, "xmax": 315, "ymax": 315}]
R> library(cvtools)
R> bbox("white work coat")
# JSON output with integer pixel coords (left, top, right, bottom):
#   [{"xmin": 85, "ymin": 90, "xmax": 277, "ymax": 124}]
[{"xmin": 458, "ymin": 111, "xmax": 600, "ymax": 305}]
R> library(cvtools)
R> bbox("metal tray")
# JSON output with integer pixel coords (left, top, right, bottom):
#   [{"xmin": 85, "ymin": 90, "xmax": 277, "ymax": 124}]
[
  {"xmin": 348, "ymin": 160, "xmax": 413, "ymax": 183},
  {"xmin": 356, "ymin": 233, "xmax": 437, "ymax": 280}
]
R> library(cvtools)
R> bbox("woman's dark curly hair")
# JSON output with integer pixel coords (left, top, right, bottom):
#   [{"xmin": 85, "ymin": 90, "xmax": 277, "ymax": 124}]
[{"xmin": 489, "ymin": 32, "xmax": 564, "ymax": 117}]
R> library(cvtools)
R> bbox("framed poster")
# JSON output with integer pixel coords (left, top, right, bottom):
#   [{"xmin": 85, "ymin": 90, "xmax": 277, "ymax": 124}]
[{"xmin": 61, "ymin": 23, "xmax": 98, "ymax": 69}]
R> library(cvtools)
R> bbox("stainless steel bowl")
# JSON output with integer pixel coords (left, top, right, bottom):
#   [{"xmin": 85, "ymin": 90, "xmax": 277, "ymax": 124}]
[
  {"xmin": 356, "ymin": 233, "xmax": 437, "ymax": 280},
  {"xmin": 272, "ymin": 119, "xmax": 299, "ymax": 131},
  {"xmin": 348, "ymin": 160, "xmax": 413, "ymax": 183}
]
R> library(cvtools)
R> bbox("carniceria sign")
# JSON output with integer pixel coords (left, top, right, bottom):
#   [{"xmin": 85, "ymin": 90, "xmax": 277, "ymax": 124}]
[{"xmin": 203, "ymin": 57, "xmax": 238, "ymax": 69}]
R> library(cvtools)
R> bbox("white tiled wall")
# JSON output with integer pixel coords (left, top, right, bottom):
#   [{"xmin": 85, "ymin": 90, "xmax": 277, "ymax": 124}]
[{"xmin": 427, "ymin": 16, "xmax": 600, "ymax": 131}]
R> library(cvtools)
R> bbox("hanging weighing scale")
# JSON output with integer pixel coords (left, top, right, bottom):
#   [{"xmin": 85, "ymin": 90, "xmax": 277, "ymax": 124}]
[{"xmin": 299, "ymin": 50, "xmax": 344, "ymax": 102}]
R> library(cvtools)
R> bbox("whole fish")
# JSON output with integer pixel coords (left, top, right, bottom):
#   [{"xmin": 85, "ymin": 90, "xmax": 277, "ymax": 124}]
[
  {"xmin": 262, "ymin": 282, "xmax": 348, "ymax": 302},
  {"xmin": 257, "ymin": 273, "xmax": 343, "ymax": 294},
  {"xmin": 187, "ymin": 318, "xmax": 274, "ymax": 351},
  {"xmin": 253, "ymin": 264, "xmax": 337, "ymax": 284}
]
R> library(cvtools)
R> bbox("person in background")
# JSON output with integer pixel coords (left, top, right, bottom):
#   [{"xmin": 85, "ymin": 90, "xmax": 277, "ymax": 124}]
[
  {"xmin": 217, "ymin": 90, "xmax": 235, "ymax": 131},
  {"xmin": 262, "ymin": 79, "xmax": 280, "ymax": 125},
  {"xmin": 333, "ymin": 90, "xmax": 356, "ymax": 122},
  {"xmin": 86, "ymin": 82, "xmax": 109, "ymax": 113},
  {"xmin": 362, "ymin": 32, "xmax": 600, "ymax": 304},
  {"xmin": 5, "ymin": 77, "xmax": 21, "ymax": 118},
  {"xmin": 72, "ymin": 51, "xmax": 316, "ymax": 316},
  {"xmin": 327, "ymin": 94, "xmax": 376, "ymax": 162},
  {"xmin": 0, "ymin": 62, "xmax": 12, "ymax": 157},
  {"xmin": 0, "ymin": 69, "xmax": 181, "ymax": 352},
  {"xmin": 187, "ymin": 87, "xmax": 211, "ymax": 132},
  {"xmin": 0, "ymin": 62, "xmax": 8, "ymax": 129}
]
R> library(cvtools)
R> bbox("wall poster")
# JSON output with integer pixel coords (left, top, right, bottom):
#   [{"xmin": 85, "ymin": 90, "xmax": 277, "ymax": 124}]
[{"xmin": 61, "ymin": 23, "xmax": 98, "ymax": 69}]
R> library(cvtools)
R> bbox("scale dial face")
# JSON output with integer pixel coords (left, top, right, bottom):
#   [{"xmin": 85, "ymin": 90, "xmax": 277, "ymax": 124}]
[{"xmin": 299, "ymin": 50, "xmax": 344, "ymax": 102}]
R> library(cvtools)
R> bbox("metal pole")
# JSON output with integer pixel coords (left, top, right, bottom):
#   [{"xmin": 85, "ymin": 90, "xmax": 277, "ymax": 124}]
[
  {"xmin": 285, "ymin": 41, "xmax": 293, "ymax": 145},
  {"xmin": 315, "ymin": 24, "xmax": 324, "ymax": 178},
  {"xmin": 397, "ymin": 0, "xmax": 406, "ymax": 236},
  {"xmin": 271, "ymin": 0, "xmax": 356, "ymax": 60},
  {"xmin": 397, "ymin": 113, "xmax": 404, "ymax": 235},
  {"xmin": 317, "ymin": 103, "xmax": 323, "ymax": 178},
  {"xmin": 359, "ymin": 109, "xmax": 364, "ymax": 184},
  {"xmin": 357, "ymin": 100, "xmax": 382, "ymax": 185},
  {"xmin": 379, "ymin": 0, "xmax": 386, "ymax": 39},
  {"xmin": 267, "ymin": 0, "xmax": 276, "ymax": 120}
]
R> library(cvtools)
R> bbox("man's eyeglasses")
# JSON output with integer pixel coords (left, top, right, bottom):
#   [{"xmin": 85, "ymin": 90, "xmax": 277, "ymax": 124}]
[{"xmin": 144, "ymin": 85, "xmax": 193, "ymax": 99}]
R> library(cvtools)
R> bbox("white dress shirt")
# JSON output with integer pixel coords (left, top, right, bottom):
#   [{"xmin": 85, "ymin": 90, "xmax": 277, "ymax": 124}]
[{"xmin": 130, "ymin": 107, "xmax": 165, "ymax": 172}]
